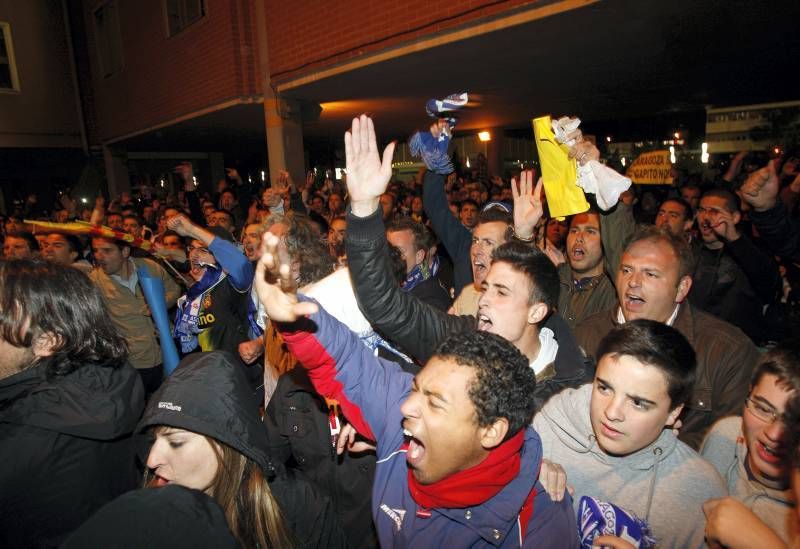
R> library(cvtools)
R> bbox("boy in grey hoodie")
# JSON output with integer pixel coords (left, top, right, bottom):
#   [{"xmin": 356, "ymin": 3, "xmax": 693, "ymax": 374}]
[{"xmin": 533, "ymin": 320, "xmax": 726, "ymax": 548}]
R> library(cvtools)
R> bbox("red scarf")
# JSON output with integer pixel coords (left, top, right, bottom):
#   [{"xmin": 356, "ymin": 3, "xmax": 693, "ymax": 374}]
[{"xmin": 407, "ymin": 430, "xmax": 525, "ymax": 509}]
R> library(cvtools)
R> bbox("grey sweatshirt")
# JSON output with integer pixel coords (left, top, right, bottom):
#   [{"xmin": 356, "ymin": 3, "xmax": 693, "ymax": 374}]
[
  {"xmin": 700, "ymin": 416, "xmax": 798, "ymax": 545},
  {"xmin": 533, "ymin": 384, "xmax": 727, "ymax": 548}
]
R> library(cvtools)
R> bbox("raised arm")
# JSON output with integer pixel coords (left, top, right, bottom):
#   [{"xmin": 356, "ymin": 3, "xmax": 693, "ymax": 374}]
[
  {"xmin": 167, "ymin": 214, "xmax": 253, "ymax": 290},
  {"xmin": 742, "ymin": 160, "xmax": 800, "ymax": 263},
  {"xmin": 346, "ymin": 208, "xmax": 471, "ymax": 364},
  {"xmin": 343, "ymin": 115, "xmax": 471, "ymax": 363},
  {"xmin": 253, "ymin": 233, "xmax": 409, "ymax": 454}
]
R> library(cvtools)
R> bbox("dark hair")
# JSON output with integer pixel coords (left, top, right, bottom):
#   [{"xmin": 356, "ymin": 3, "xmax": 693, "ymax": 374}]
[
  {"xmin": 626, "ymin": 225, "xmax": 696, "ymax": 279},
  {"xmin": 0, "ymin": 260, "xmax": 128, "ymax": 376},
  {"xmin": 659, "ymin": 197, "xmax": 693, "ymax": 221},
  {"xmin": 459, "ymin": 199, "xmax": 479, "ymax": 213},
  {"xmin": 386, "ymin": 217, "xmax": 427, "ymax": 254},
  {"xmin": 92, "ymin": 235, "xmax": 132, "ymax": 252},
  {"xmin": 491, "ymin": 241, "xmax": 560, "ymax": 313},
  {"xmin": 701, "ymin": 189, "xmax": 739, "ymax": 213},
  {"xmin": 161, "ymin": 229, "xmax": 183, "ymax": 243},
  {"xmin": 46, "ymin": 232, "xmax": 83, "ymax": 255},
  {"xmin": 476, "ymin": 206, "xmax": 512, "ymax": 229},
  {"xmin": 785, "ymin": 392, "xmax": 800, "ymax": 472},
  {"xmin": 597, "ymin": 319, "xmax": 696, "ymax": 408},
  {"xmin": 123, "ymin": 214, "xmax": 142, "ymax": 226},
  {"xmin": 434, "ymin": 331, "xmax": 536, "ymax": 440},
  {"xmin": 283, "ymin": 214, "xmax": 334, "ymax": 285},
  {"xmin": 751, "ymin": 340, "xmax": 800, "ymax": 394},
  {"xmin": 6, "ymin": 231, "xmax": 39, "ymax": 252},
  {"xmin": 214, "ymin": 209, "xmax": 233, "ymax": 221}
]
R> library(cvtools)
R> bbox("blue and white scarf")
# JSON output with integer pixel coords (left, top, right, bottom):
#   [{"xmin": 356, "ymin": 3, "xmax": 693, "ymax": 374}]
[
  {"xmin": 578, "ymin": 496, "xmax": 656, "ymax": 548},
  {"xmin": 402, "ymin": 255, "xmax": 440, "ymax": 293},
  {"xmin": 174, "ymin": 267, "xmax": 226, "ymax": 353}
]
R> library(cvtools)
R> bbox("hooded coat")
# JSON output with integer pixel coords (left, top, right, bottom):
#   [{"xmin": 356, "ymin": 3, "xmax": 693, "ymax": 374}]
[
  {"xmin": 532, "ymin": 384, "xmax": 727, "ymax": 548},
  {"xmin": 0, "ymin": 360, "xmax": 145, "ymax": 548},
  {"xmin": 137, "ymin": 351, "xmax": 348, "ymax": 549},
  {"xmin": 63, "ymin": 485, "xmax": 239, "ymax": 548}
]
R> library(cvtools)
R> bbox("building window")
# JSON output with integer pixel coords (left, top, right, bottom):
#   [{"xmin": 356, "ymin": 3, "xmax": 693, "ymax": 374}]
[
  {"xmin": 0, "ymin": 22, "xmax": 20, "ymax": 92},
  {"xmin": 165, "ymin": 0, "xmax": 205, "ymax": 36},
  {"xmin": 94, "ymin": 1, "xmax": 124, "ymax": 78}
]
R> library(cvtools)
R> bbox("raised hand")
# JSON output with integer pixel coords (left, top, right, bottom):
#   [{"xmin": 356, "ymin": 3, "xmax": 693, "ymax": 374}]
[
  {"xmin": 253, "ymin": 233, "xmax": 318, "ymax": 322},
  {"xmin": 709, "ymin": 208, "xmax": 740, "ymax": 242},
  {"xmin": 174, "ymin": 162, "xmax": 195, "ymax": 190},
  {"xmin": 740, "ymin": 159, "xmax": 780, "ymax": 212},
  {"xmin": 225, "ymin": 167, "xmax": 241, "ymax": 181},
  {"xmin": 511, "ymin": 171, "xmax": 544, "ymax": 239},
  {"xmin": 344, "ymin": 114, "xmax": 396, "ymax": 217},
  {"xmin": 166, "ymin": 213, "xmax": 195, "ymax": 237}
]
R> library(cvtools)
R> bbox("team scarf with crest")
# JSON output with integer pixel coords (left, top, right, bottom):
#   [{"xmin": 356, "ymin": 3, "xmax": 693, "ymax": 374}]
[{"xmin": 174, "ymin": 267, "xmax": 226, "ymax": 353}]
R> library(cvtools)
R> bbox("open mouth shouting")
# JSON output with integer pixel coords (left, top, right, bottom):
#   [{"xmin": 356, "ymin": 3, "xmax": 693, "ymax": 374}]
[
  {"xmin": 623, "ymin": 291, "xmax": 646, "ymax": 313},
  {"xmin": 403, "ymin": 427, "xmax": 426, "ymax": 468},
  {"xmin": 477, "ymin": 312, "xmax": 493, "ymax": 331},
  {"xmin": 755, "ymin": 438, "xmax": 785, "ymax": 466},
  {"xmin": 570, "ymin": 245, "xmax": 585, "ymax": 262}
]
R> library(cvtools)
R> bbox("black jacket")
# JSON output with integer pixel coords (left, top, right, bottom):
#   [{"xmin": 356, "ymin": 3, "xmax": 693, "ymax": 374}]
[
  {"xmin": 690, "ymin": 235, "xmax": 781, "ymax": 343},
  {"xmin": 0, "ymin": 360, "xmax": 145, "ymax": 548},
  {"xmin": 265, "ymin": 367, "xmax": 379, "ymax": 549},
  {"xmin": 63, "ymin": 485, "xmax": 239, "ymax": 548},
  {"xmin": 345, "ymin": 208, "xmax": 593, "ymax": 410},
  {"xmin": 138, "ymin": 351, "xmax": 349, "ymax": 549},
  {"xmin": 750, "ymin": 198, "xmax": 800, "ymax": 263},
  {"xmin": 408, "ymin": 274, "xmax": 452, "ymax": 311},
  {"xmin": 422, "ymin": 170, "xmax": 474, "ymax": 292}
]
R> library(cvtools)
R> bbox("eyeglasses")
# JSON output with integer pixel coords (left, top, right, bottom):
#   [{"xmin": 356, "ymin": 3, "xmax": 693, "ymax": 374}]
[{"xmin": 744, "ymin": 397, "xmax": 786, "ymax": 425}]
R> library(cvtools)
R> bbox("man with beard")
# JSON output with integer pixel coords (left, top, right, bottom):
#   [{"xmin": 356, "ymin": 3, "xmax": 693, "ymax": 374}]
[
  {"xmin": 691, "ymin": 189, "xmax": 781, "ymax": 344},
  {"xmin": 510, "ymin": 138, "xmax": 630, "ymax": 330},
  {"xmin": 0, "ymin": 260, "xmax": 144, "ymax": 547}
]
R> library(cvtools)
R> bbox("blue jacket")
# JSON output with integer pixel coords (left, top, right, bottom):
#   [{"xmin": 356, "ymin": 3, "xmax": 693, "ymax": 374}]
[{"xmin": 282, "ymin": 301, "xmax": 579, "ymax": 548}]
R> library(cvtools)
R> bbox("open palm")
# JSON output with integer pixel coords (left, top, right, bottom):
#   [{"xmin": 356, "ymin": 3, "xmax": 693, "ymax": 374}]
[{"xmin": 345, "ymin": 115, "xmax": 396, "ymax": 207}]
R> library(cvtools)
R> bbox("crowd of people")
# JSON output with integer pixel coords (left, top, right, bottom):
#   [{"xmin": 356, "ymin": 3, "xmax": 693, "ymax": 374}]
[{"xmin": 1, "ymin": 110, "xmax": 800, "ymax": 548}]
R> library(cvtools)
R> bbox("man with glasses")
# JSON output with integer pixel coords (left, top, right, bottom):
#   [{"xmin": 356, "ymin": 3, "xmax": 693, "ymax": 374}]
[{"xmin": 701, "ymin": 341, "xmax": 800, "ymax": 546}]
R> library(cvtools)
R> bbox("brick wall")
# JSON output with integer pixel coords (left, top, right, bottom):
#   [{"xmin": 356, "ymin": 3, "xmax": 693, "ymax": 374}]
[
  {"xmin": 82, "ymin": 0, "xmax": 260, "ymax": 144},
  {"xmin": 264, "ymin": 0, "xmax": 541, "ymax": 83}
]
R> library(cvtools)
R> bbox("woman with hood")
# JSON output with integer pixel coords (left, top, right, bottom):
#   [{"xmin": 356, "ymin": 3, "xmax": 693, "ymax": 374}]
[{"xmin": 138, "ymin": 350, "xmax": 348, "ymax": 549}]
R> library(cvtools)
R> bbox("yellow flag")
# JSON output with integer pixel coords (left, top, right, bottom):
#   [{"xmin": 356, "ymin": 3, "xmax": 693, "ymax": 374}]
[{"xmin": 532, "ymin": 116, "xmax": 589, "ymax": 219}]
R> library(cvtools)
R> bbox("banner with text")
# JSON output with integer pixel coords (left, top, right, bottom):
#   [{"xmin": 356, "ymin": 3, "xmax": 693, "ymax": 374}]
[{"xmin": 626, "ymin": 150, "xmax": 674, "ymax": 185}]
